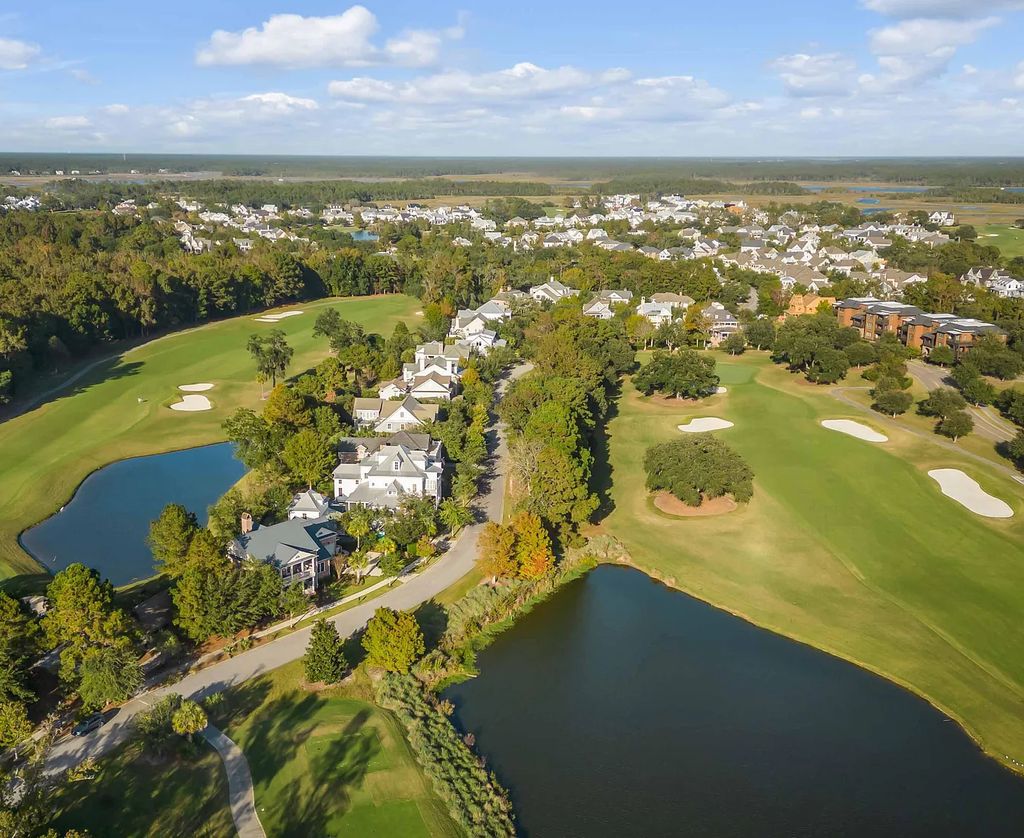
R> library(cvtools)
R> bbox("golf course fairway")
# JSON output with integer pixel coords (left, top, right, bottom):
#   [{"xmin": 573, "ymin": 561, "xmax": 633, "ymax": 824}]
[
  {"xmin": 601, "ymin": 353, "xmax": 1024, "ymax": 775},
  {"xmin": 0, "ymin": 294, "xmax": 421, "ymax": 583}
]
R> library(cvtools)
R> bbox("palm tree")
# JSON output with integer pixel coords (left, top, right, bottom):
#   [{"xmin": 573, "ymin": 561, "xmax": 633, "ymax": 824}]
[
  {"xmin": 347, "ymin": 551, "xmax": 370, "ymax": 584},
  {"xmin": 171, "ymin": 700, "xmax": 208, "ymax": 744},
  {"xmin": 439, "ymin": 498, "xmax": 473, "ymax": 535},
  {"xmin": 343, "ymin": 507, "xmax": 374, "ymax": 552}
]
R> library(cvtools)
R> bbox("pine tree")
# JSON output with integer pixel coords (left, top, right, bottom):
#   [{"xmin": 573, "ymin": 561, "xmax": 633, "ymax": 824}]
[{"xmin": 304, "ymin": 618, "xmax": 349, "ymax": 684}]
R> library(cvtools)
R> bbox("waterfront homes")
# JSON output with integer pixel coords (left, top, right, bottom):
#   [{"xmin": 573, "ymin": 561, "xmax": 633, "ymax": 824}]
[
  {"xmin": 352, "ymin": 395, "xmax": 439, "ymax": 433},
  {"xmin": 287, "ymin": 489, "xmax": 334, "ymax": 520},
  {"xmin": 529, "ymin": 278, "xmax": 580, "ymax": 304},
  {"xmin": 836, "ymin": 297, "xmax": 1005, "ymax": 356},
  {"xmin": 333, "ymin": 434, "xmax": 444, "ymax": 510},
  {"xmin": 228, "ymin": 514, "xmax": 339, "ymax": 593}
]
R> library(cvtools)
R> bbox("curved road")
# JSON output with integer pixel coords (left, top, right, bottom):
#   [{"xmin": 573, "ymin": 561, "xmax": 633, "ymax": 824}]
[
  {"xmin": 908, "ymin": 360, "xmax": 1017, "ymax": 444},
  {"xmin": 46, "ymin": 363, "xmax": 531, "ymax": 776}
]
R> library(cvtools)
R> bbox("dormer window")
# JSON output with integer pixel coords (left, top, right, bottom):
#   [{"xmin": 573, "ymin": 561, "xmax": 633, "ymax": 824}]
[{"xmin": 393, "ymin": 460, "xmax": 400, "ymax": 471}]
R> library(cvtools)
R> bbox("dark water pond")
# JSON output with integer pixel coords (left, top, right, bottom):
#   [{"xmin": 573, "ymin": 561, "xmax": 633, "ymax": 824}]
[
  {"xmin": 20, "ymin": 443, "xmax": 244, "ymax": 586},
  {"xmin": 444, "ymin": 565, "xmax": 1024, "ymax": 837},
  {"xmin": 350, "ymin": 229, "xmax": 379, "ymax": 241}
]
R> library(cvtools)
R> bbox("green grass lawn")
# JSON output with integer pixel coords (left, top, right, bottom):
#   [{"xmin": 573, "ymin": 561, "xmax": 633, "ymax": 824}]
[
  {"xmin": 50, "ymin": 739, "xmax": 235, "ymax": 837},
  {"xmin": 601, "ymin": 352, "xmax": 1024, "ymax": 773},
  {"xmin": 979, "ymin": 223, "xmax": 1024, "ymax": 258},
  {"xmin": 0, "ymin": 294, "xmax": 421, "ymax": 582},
  {"xmin": 211, "ymin": 661, "xmax": 460, "ymax": 838}
]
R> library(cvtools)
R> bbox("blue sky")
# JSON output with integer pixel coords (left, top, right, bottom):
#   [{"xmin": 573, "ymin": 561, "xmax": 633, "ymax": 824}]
[{"xmin": 1, "ymin": 1, "xmax": 1023, "ymax": 155}]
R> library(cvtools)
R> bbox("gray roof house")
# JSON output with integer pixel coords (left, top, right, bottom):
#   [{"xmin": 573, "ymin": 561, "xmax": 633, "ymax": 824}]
[
  {"xmin": 228, "ymin": 516, "xmax": 340, "ymax": 592},
  {"xmin": 333, "ymin": 436, "xmax": 444, "ymax": 510}
]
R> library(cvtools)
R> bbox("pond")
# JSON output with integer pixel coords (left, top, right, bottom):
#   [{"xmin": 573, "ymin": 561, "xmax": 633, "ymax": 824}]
[
  {"xmin": 20, "ymin": 443, "xmax": 245, "ymax": 586},
  {"xmin": 443, "ymin": 566, "xmax": 1024, "ymax": 837},
  {"xmin": 350, "ymin": 229, "xmax": 379, "ymax": 241}
]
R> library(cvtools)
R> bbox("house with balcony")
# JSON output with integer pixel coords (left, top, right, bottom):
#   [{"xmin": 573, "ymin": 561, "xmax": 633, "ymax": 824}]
[
  {"xmin": 836, "ymin": 297, "xmax": 1004, "ymax": 356},
  {"xmin": 228, "ymin": 514, "xmax": 339, "ymax": 593},
  {"xmin": 333, "ymin": 434, "xmax": 444, "ymax": 510}
]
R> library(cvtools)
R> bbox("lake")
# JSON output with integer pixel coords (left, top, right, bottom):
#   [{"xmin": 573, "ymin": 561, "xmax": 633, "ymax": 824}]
[
  {"xmin": 350, "ymin": 229, "xmax": 379, "ymax": 241},
  {"xmin": 444, "ymin": 565, "xmax": 1024, "ymax": 837},
  {"xmin": 20, "ymin": 443, "xmax": 245, "ymax": 586}
]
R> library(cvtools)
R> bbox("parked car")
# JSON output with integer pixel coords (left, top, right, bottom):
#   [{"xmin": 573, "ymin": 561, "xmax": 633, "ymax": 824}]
[{"xmin": 71, "ymin": 713, "xmax": 106, "ymax": 737}]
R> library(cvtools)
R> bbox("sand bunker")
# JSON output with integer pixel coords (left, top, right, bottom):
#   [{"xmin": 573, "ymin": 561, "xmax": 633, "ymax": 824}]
[
  {"xmin": 928, "ymin": 469, "xmax": 1013, "ymax": 518},
  {"xmin": 715, "ymin": 386, "xmax": 728, "ymax": 394},
  {"xmin": 254, "ymin": 310, "xmax": 304, "ymax": 323},
  {"xmin": 678, "ymin": 417, "xmax": 734, "ymax": 433},
  {"xmin": 170, "ymin": 394, "xmax": 212, "ymax": 412},
  {"xmin": 178, "ymin": 383, "xmax": 214, "ymax": 392},
  {"xmin": 654, "ymin": 492, "xmax": 737, "ymax": 517},
  {"xmin": 821, "ymin": 419, "xmax": 888, "ymax": 443}
]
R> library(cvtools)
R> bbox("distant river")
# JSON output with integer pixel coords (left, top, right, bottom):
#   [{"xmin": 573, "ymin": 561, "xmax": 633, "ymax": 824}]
[
  {"xmin": 444, "ymin": 566, "xmax": 1024, "ymax": 837},
  {"xmin": 20, "ymin": 443, "xmax": 244, "ymax": 586}
]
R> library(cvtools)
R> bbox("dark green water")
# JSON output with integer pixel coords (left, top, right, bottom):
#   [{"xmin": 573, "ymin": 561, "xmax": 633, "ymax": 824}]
[
  {"xmin": 20, "ymin": 443, "xmax": 244, "ymax": 586},
  {"xmin": 443, "ymin": 565, "xmax": 1024, "ymax": 837}
]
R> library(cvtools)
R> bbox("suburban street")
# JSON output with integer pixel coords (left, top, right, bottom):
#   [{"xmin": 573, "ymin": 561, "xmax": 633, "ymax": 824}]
[
  {"xmin": 908, "ymin": 360, "xmax": 1017, "ymax": 443},
  {"xmin": 45, "ymin": 362, "xmax": 531, "ymax": 775}
]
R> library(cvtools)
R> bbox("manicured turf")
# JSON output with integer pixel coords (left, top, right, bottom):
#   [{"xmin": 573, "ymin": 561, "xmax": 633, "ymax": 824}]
[
  {"xmin": 212, "ymin": 661, "xmax": 460, "ymax": 838},
  {"xmin": 0, "ymin": 295, "xmax": 421, "ymax": 581},
  {"xmin": 601, "ymin": 352, "xmax": 1024, "ymax": 773},
  {"xmin": 979, "ymin": 224, "xmax": 1024, "ymax": 258},
  {"xmin": 50, "ymin": 738, "xmax": 235, "ymax": 837}
]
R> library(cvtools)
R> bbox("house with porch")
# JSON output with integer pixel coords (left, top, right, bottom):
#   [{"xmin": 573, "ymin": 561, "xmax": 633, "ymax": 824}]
[
  {"xmin": 333, "ymin": 434, "xmax": 445, "ymax": 510},
  {"xmin": 352, "ymin": 395, "xmax": 439, "ymax": 433},
  {"xmin": 228, "ymin": 514, "xmax": 339, "ymax": 593}
]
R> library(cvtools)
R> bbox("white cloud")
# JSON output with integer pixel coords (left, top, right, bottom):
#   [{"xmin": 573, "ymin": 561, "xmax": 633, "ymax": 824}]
[
  {"xmin": 869, "ymin": 16, "xmax": 997, "ymax": 54},
  {"xmin": 329, "ymin": 63, "xmax": 630, "ymax": 105},
  {"xmin": 769, "ymin": 53, "xmax": 857, "ymax": 96},
  {"xmin": 862, "ymin": 0, "xmax": 1024, "ymax": 17},
  {"xmin": 196, "ymin": 5, "xmax": 459, "ymax": 68},
  {"xmin": 45, "ymin": 115, "xmax": 90, "ymax": 129},
  {"xmin": 237, "ymin": 92, "xmax": 318, "ymax": 113},
  {"xmin": 1015, "ymin": 61, "xmax": 1024, "ymax": 88},
  {"xmin": 69, "ymin": 68, "xmax": 98, "ymax": 84},
  {"xmin": 102, "ymin": 103, "xmax": 130, "ymax": 115},
  {"xmin": 0, "ymin": 36, "xmax": 40, "ymax": 70}
]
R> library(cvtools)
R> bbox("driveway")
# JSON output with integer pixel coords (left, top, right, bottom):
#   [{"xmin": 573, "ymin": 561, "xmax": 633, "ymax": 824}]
[
  {"xmin": 45, "ymin": 362, "xmax": 532, "ymax": 775},
  {"xmin": 907, "ymin": 360, "xmax": 1017, "ymax": 444}
]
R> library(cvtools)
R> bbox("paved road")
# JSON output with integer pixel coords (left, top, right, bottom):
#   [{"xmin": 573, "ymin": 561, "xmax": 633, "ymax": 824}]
[
  {"xmin": 908, "ymin": 360, "xmax": 1016, "ymax": 443},
  {"xmin": 831, "ymin": 385, "xmax": 1024, "ymax": 486},
  {"xmin": 45, "ymin": 362, "xmax": 530, "ymax": 776},
  {"xmin": 202, "ymin": 725, "xmax": 266, "ymax": 838}
]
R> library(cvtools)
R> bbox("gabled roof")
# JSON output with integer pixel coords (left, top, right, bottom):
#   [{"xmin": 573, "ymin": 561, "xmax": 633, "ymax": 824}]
[{"xmin": 230, "ymin": 516, "xmax": 338, "ymax": 567}]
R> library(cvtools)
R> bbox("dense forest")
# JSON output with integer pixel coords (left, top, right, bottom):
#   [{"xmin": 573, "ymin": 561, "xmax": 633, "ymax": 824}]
[{"xmin": 4, "ymin": 154, "xmax": 1024, "ymax": 186}]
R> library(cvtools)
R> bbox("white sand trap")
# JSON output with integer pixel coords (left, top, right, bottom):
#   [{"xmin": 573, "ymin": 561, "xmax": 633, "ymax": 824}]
[
  {"xmin": 178, "ymin": 383, "xmax": 214, "ymax": 392},
  {"xmin": 715, "ymin": 386, "xmax": 728, "ymax": 394},
  {"xmin": 821, "ymin": 419, "xmax": 888, "ymax": 443},
  {"xmin": 253, "ymin": 317, "xmax": 278, "ymax": 323},
  {"xmin": 415, "ymin": 310, "xmax": 424, "ymax": 316},
  {"xmin": 170, "ymin": 394, "xmax": 212, "ymax": 412},
  {"xmin": 678, "ymin": 417, "xmax": 734, "ymax": 433},
  {"xmin": 254, "ymin": 310, "xmax": 304, "ymax": 323},
  {"xmin": 928, "ymin": 469, "xmax": 1013, "ymax": 518}
]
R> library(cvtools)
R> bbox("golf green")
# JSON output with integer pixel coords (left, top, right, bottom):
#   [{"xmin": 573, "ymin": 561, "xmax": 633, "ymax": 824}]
[
  {"xmin": 0, "ymin": 295, "xmax": 421, "ymax": 582},
  {"xmin": 602, "ymin": 353, "xmax": 1024, "ymax": 774}
]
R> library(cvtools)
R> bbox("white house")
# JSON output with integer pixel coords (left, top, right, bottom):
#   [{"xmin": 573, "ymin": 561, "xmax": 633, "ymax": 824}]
[
  {"xmin": 352, "ymin": 396, "xmax": 439, "ymax": 433},
  {"xmin": 529, "ymin": 278, "xmax": 580, "ymax": 304},
  {"xmin": 929, "ymin": 211, "xmax": 955, "ymax": 227},
  {"xmin": 287, "ymin": 489, "xmax": 333, "ymax": 520},
  {"xmin": 582, "ymin": 289, "xmax": 633, "ymax": 319},
  {"xmin": 333, "ymin": 435, "xmax": 445, "ymax": 510}
]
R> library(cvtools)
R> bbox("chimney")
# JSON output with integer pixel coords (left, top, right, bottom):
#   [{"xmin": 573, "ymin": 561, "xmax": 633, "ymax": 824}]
[{"xmin": 241, "ymin": 512, "xmax": 253, "ymax": 535}]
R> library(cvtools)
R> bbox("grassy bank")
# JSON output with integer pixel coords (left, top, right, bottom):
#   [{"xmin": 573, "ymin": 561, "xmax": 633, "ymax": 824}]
[
  {"xmin": 600, "ymin": 352, "xmax": 1024, "ymax": 774},
  {"xmin": 50, "ymin": 738, "xmax": 235, "ymax": 836},
  {"xmin": 0, "ymin": 294, "xmax": 421, "ymax": 582},
  {"xmin": 211, "ymin": 661, "xmax": 460, "ymax": 837}
]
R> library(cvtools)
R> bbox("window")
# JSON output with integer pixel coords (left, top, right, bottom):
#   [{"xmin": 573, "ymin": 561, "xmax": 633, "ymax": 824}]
[{"xmin": 393, "ymin": 460, "xmax": 400, "ymax": 471}]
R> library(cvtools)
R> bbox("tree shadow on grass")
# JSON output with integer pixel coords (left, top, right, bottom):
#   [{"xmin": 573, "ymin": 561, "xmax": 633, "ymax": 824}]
[
  {"xmin": 589, "ymin": 384, "xmax": 621, "ymax": 522},
  {"xmin": 414, "ymin": 599, "xmax": 449, "ymax": 652},
  {"xmin": 244, "ymin": 691, "xmax": 379, "ymax": 837}
]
